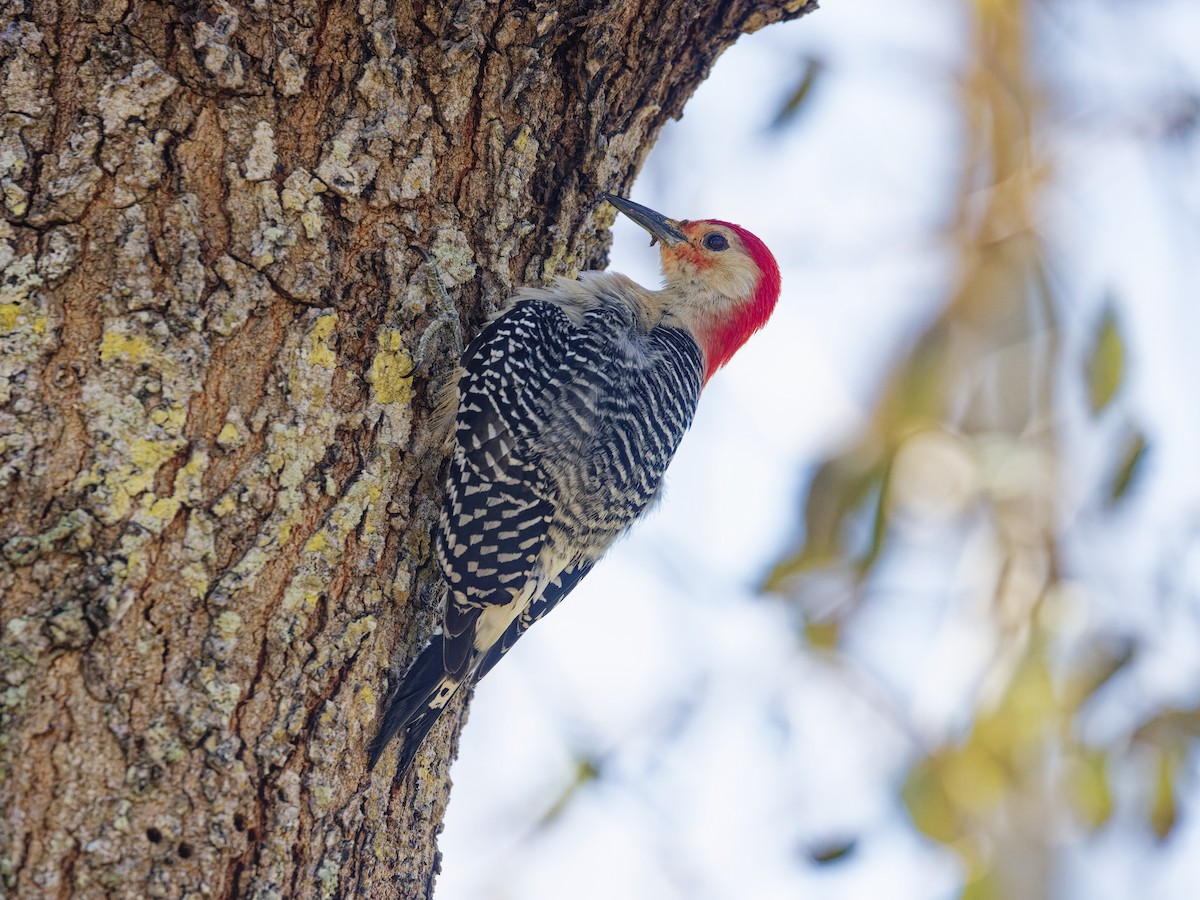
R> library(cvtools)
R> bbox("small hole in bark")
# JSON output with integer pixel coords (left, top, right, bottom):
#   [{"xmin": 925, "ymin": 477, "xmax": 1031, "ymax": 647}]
[
  {"xmin": 178, "ymin": 843, "xmax": 193, "ymax": 859},
  {"xmin": 233, "ymin": 813, "xmax": 246, "ymax": 831},
  {"xmin": 247, "ymin": 829, "xmax": 258, "ymax": 842},
  {"xmin": 146, "ymin": 828, "xmax": 162, "ymax": 843}
]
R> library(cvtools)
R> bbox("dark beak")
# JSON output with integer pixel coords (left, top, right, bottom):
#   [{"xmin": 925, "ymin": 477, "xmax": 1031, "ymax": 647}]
[{"xmin": 602, "ymin": 193, "xmax": 688, "ymax": 247}]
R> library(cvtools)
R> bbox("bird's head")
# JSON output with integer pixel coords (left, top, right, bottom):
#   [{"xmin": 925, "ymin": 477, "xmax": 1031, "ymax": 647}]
[{"xmin": 603, "ymin": 194, "xmax": 781, "ymax": 383}]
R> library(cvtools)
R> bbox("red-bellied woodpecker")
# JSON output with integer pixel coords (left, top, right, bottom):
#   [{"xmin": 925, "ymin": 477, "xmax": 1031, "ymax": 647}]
[{"xmin": 367, "ymin": 194, "xmax": 782, "ymax": 777}]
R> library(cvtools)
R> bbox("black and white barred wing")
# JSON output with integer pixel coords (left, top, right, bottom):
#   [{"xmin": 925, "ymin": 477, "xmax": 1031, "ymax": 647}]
[{"xmin": 438, "ymin": 299, "xmax": 582, "ymax": 679}]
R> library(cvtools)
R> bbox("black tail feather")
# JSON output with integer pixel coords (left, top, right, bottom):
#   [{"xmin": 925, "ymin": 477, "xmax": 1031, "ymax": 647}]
[{"xmin": 367, "ymin": 635, "xmax": 459, "ymax": 776}]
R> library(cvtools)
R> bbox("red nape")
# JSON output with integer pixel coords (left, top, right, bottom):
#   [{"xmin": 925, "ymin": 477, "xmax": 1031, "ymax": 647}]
[{"xmin": 700, "ymin": 220, "xmax": 782, "ymax": 383}]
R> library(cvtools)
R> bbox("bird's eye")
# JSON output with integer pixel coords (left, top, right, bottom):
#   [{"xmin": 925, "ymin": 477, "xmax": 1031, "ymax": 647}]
[{"xmin": 702, "ymin": 232, "xmax": 729, "ymax": 252}]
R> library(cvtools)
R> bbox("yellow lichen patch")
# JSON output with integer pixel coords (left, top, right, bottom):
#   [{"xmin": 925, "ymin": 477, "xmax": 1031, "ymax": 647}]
[
  {"xmin": 76, "ymin": 437, "xmax": 186, "ymax": 524},
  {"xmin": 166, "ymin": 403, "xmax": 187, "ymax": 433},
  {"xmin": 174, "ymin": 450, "xmax": 208, "ymax": 495},
  {"xmin": 0, "ymin": 304, "xmax": 49, "ymax": 338},
  {"xmin": 284, "ymin": 587, "xmax": 321, "ymax": 618},
  {"xmin": 129, "ymin": 438, "xmax": 179, "ymax": 471},
  {"xmin": 271, "ymin": 495, "xmax": 308, "ymax": 543},
  {"xmin": 217, "ymin": 422, "xmax": 241, "ymax": 447},
  {"xmin": 0, "ymin": 303, "xmax": 19, "ymax": 333},
  {"xmin": 179, "ymin": 454, "xmax": 205, "ymax": 477},
  {"xmin": 3, "ymin": 183, "xmax": 27, "ymax": 217},
  {"xmin": 99, "ymin": 330, "xmax": 154, "ymax": 364},
  {"xmin": 540, "ymin": 237, "xmax": 570, "ymax": 281},
  {"xmin": 513, "ymin": 124, "xmax": 533, "ymax": 153},
  {"xmin": 97, "ymin": 451, "xmax": 208, "ymax": 600},
  {"xmin": 304, "ymin": 530, "xmax": 331, "ymax": 554},
  {"xmin": 367, "ymin": 329, "xmax": 413, "ymax": 405},
  {"xmin": 141, "ymin": 493, "xmax": 182, "ymax": 525},
  {"xmin": 307, "ymin": 314, "xmax": 338, "ymax": 369},
  {"xmin": 356, "ymin": 681, "xmax": 377, "ymax": 711},
  {"xmin": 361, "ymin": 482, "xmax": 385, "ymax": 537},
  {"xmin": 90, "ymin": 457, "xmax": 212, "ymax": 608},
  {"xmin": 180, "ymin": 561, "xmax": 211, "ymax": 599},
  {"xmin": 212, "ymin": 493, "xmax": 238, "ymax": 517},
  {"xmin": 284, "ymin": 312, "xmax": 340, "ymax": 424},
  {"xmin": 316, "ymin": 470, "xmax": 383, "ymax": 555}
]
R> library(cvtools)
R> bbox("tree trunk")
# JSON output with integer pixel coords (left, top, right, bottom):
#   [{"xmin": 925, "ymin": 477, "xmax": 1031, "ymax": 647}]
[{"xmin": 0, "ymin": 0, "xmax": 814, "ymax": 895}]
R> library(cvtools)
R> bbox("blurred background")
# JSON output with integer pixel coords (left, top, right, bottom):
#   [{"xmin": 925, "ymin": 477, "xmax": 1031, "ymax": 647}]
[{"xmin": 437, "ymin": 0, "xmax": 1200, "ymax": 897}]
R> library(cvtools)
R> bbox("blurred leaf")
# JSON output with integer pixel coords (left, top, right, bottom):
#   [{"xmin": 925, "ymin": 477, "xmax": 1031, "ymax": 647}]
[
  {"xmin": 859, "ymin": 458, "xmax": 893, "ymax": 576},
  {"xmin": 765, "ymin": 307, "xmax": 957, "ymax": 595},
  {"xmin": 770, "ymin": 57, "xmax": 825, "ymax": 131},
  {"xmin": 1149, "ymin": 749, "xmax": 1179, "ymax": 841},
  {"xmin": 975, "ymin": 650, "xmax": 1057, "ymax": 756},
  {"xmin": 762, "ymin": 451, "xmax": 887, "ymax": 592},
  {"xmin": 901, "ymin": 755, "xmax": 961, "ymax": 845},
  {"xmin": 1067, "ymin": 749, "xmax": 1115, "ymax": 832},
  {"xmin": 804, "ymin": 837, "xmax": 857, "ymax": 865},
  {"xmin": 961, "ymin": 867, "xmax": 1001, "ymax": 900},
  {"xmin": 942, "ymin": 743, "xmax": 1008, "ymax": 813},
  {"xmin": 803, "ymin": 617, "xmax": 840, "ymax": 650},
  {"xmin": 1106, "ymin": 429, "xmax": 1148, "ymax": 506},
  {"xmin": 1084, "ymin": 306, "xmax": 1124, "ymax": 414},
  {"xmin": 884, "ymin": 326, "xmax": 953, "ymax": 433}
]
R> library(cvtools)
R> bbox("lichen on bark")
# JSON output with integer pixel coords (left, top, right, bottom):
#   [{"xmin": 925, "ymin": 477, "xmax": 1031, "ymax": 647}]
[{"xmin": 0, "ymin": 0, "xmax": 816, "ymax": 895}]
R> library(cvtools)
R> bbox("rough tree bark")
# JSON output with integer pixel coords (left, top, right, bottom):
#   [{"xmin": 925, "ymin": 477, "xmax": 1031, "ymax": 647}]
[{"xmin": 0, "ymin": 0, "xmax": 815, "ymax": 895}]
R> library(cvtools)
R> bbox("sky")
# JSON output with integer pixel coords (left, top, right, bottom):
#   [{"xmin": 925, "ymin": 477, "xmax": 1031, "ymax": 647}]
[{"xmin": 434, "ymin": 1, "xmax": 1200, "ymax": 898}]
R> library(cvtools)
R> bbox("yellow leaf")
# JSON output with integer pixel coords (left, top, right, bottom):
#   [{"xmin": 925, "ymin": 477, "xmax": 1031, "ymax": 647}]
[
  {"xmin": 1150, "ymin": 750, "xmax": 1178, "ymax": 841},
  {"xmin": 961, "ymin": 866, "xmax": 1001, "ymax": 900},
  {"xmin": 1106, "ymin": 429, "xmax": 1147, "ymax": 506},
  {"xmin": 901, "ymin": 757, "xmax": 960, "ymax": 845},
  {"xmin": 942, "ymin": 744, "xmax": 1007, "ymax": 813},
  {"xmin": 803, "ymin": 618, "xmax": 840, "ymax": 650},
  {"xmin": 1084, "ymin": 306, "xmax": 1124, "ymax": 414},
  {"xmin": 1067, "ymin": 750, "xmax": 1114, "ymax": 832}
]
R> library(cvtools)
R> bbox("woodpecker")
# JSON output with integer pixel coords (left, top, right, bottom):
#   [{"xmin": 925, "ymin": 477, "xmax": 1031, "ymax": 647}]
[{"xmin": 367, "ymin": 194, "xmax": 782, "ymax": 777}]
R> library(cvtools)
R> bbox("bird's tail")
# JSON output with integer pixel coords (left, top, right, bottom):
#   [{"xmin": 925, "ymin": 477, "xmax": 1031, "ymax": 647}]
[{"xmin": 366, "ymin": 634, "xmax": 463, "ymax": 777}]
